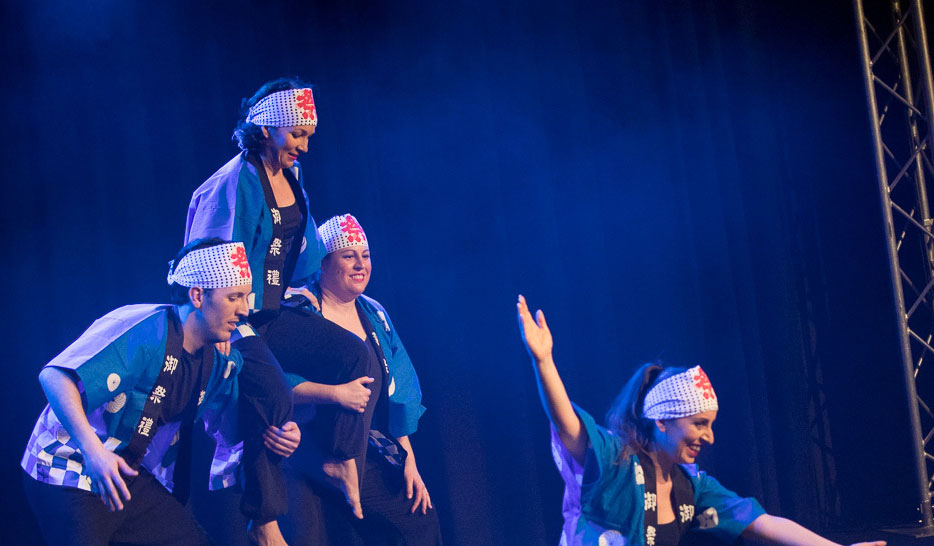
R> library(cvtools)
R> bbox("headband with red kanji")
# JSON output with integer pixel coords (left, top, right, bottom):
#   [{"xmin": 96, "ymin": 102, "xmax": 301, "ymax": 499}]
[
  {"xmin": 642, "ymin": 365, "xmax": 718, "ymax": 420},
  {"xmin": 319, "ymin": 214, "xmax": 368, "ymax": 254},
  {"xmin": 167, "ymin": 242, "xmax": 253, "ymax": 289},
  {"xmin": 246, "ymin": 88, "xmax": 317, "ymax": 128}
]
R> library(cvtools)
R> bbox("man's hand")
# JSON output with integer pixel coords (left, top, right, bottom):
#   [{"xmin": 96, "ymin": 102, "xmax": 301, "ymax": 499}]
[
  {"xmin": 263, "ymin": 421, "xmax": 301, "ymax": 457},
  {"xmin": 84, "ymin": 445, "xmax": 138, "ymax": 511}
]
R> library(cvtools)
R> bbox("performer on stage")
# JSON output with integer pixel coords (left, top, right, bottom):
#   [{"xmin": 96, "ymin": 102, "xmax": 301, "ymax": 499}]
[
  {"xmin": 516, "ymin": 295, "xmax": 885, "ymax": 546},
  {"xmin": 20, "ymin": 239, "xmax": 300, "ymax": 546},
  {"xmin": 266, "ymin": 214, "xmax": 441, "ymax": 545},
  {"xmin": 185, "ymin": 77, "xmax": 326, "ymax": 544}
]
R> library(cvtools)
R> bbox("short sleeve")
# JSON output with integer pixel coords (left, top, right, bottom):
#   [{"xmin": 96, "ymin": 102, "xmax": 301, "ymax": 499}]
[
  {"xmin": 46, "ymin": 310, "xmax": 163, "ymax": 411},
  {"xmin": 285, "ymin": 372, "xmax": 308, "ymax": 389},
  {"xmin": 692, "ymin": 472, "xmax": 766, "ymax": 542},
  {"xmin": 550, "ymin": 404, "xmax": 623, "ymax": 490}
]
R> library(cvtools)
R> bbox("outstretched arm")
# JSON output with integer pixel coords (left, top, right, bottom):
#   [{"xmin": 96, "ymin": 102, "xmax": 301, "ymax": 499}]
[
  {"xmin": 517, "ymin": 295, "xmax": 587, "ymax": 463},
  {"xmin": 38, "ymin": 367, "xmax": 138, "ymax": 511},
  {"xmin": 742, "ymin": 514, "xmax": 885, "ymax": 546}
]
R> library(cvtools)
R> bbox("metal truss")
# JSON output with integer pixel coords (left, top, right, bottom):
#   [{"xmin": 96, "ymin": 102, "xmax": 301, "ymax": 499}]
[{"xmin": 854, "ymin": 0, "xmax": 934, "ymax": 531}]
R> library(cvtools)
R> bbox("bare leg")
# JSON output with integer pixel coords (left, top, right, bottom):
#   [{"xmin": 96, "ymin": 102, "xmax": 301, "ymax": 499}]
[{"xmin": 322, "ymin": 458, "xmax": 363, "ymax": 519}]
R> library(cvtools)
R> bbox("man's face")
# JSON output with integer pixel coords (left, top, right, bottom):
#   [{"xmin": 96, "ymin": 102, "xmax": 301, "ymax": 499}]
[{"xmin": 198, "ymin": 284, "xmax": 251, "ymax": 342}]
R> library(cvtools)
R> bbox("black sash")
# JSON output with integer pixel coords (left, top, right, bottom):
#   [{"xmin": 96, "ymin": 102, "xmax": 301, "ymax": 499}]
[
  {"xmin": 638, "ymin": 454, "xmax": 695, "ymax": 546},
  {"xmin": 249, "ymin": 154, "xmax": 308, "ymax": 313},
  {"xmin": 169, "ymin": 347, "xmax": 213, "ymax": 504},
  {"xmin": 122, "ymin": 308, "xmax": 186, "ymax": 469}
]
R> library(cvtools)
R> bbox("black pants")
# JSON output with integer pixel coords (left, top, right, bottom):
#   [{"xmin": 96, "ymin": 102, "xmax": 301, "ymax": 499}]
[
  {"xmin": 22, "ymin": 469, "xmax": 211, "ymax": 546},
  {"xmin": 232, "ymin": 333, "xmax": 293, "ymax": 523},
  {"xmin": 263, "ymin": 307, "xmax": 377, "ymax": 468},
  {"xmin": 280, "ymin": 454, "xmax": 443, "ymax": 546}
]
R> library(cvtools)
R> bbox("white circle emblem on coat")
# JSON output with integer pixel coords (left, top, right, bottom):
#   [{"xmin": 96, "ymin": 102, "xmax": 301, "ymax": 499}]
[
  {"xmin": 106, "ymin": 393, "xmax": 127, "ymax": 413},
  {"xmin": 107, "ymin": 373, "xmax": 121, "ymax": 392},
  {"xmin": 598, "ymin": 529, "xmax": 625, "ymax": 546}
]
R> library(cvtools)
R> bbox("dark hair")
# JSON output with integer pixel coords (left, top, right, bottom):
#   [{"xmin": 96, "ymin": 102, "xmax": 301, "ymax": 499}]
[
  {"xmin": 167, "ymin": 237, "xmax": 229, "ymax": 304},
  {"xmin": 232, "ymin": 76, "xmax": 313, "ymax": 153},
  {"xmin": 605, "ymin": 362, "xmax": 689, "ymax": 460}
]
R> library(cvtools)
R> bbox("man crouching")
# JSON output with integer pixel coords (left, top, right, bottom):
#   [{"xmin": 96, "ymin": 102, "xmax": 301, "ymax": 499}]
[{"xmin": 20, "ymin": 238, "xmax": 300, "ymax": 546}]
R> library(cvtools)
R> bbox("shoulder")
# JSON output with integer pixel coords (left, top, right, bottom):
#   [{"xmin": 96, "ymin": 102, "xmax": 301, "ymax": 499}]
[
  {"xmin": 358, "ymin": 293, "xmax": 387, "ymax": 314},
  {"xmin": 358, "ymin": 294, "xmax": 393, "ymax": 332},
  {"xmin": 191, "ymin": 154, "xmax": 260, "ymax": 199},
  {"xmin": 89, "ymin": 304, "xmax": 171, "ymax": 339}
]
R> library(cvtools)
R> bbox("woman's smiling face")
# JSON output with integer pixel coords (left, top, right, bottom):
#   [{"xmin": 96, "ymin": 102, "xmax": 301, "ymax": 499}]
[
  {"xmin": 263, "ymin": 125, "xmax": 315, "ymax": 170},
  {"xmin": 320, "ymin": 245, "xmax": 371, "ymax": 300},
  {"xmin": 654, "ymin": 410, "xmax": 716, "ymax": 464}
]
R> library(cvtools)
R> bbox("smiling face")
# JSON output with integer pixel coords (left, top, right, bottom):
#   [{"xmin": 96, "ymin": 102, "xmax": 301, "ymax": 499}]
[
  {"xmin": 654, "ymin": 410, "xmax": 717, "ymax": 464},
  {"xmin": 319, "ymin": 245, "xmax": 371, "ymax": 300},
  {"xmin": 194, "ymin": 284, "xmax": 251, "ymax": 343},
  {"xmin": 262, "ymin": 125, "xmax": 316, "ymax": 170}
]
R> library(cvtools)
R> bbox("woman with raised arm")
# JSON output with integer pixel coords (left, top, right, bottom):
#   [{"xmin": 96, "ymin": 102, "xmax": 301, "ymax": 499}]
[{"xmin": 516, "ymin": 295, "xmax": 885, "ymax": 546}]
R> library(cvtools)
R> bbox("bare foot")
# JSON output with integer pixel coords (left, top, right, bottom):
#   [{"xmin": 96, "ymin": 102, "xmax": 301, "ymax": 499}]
[
  {"xmin": 322, "ymin": 458, "xmax": 363, "ymax": 519},
  {"xmin": 247, "ymin": 519, "xmax": 289, "ymax": 546}
]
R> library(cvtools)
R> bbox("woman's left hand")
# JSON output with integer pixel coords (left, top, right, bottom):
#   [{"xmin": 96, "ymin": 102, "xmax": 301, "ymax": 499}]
[
  {"xmin": 263, "ymin": 421, "xmax": 301, "ymax": 457},
  {"xmin": 285, "ymin": 286, "xmax": 320, "ymax": 311},
  {"xmin": 404, "ymin": 458, "xmax": 432, "ymax": 514}
]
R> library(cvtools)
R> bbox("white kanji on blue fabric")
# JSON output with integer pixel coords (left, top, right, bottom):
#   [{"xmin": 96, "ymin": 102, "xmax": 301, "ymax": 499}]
[
  {"xmin": 224, "ymin": 360, "xmax": 236, "ymax": 379},
  {"xmin": 645, "ymin": 525, "xmax": 656, "ymax": 546},
  {"xmin": 634, "ymin": 461, "xmax": 645, "ymax": 485},
  {"xmin": 376, "ymin": 310, "xmax": 391, "ymax": 332},
  {"xmin": 696, "ymin": 507, "xmax": 719, "ymax": 529}
]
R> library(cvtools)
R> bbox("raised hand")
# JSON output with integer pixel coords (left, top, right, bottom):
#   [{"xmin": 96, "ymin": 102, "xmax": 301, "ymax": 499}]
[
  {"xmin": 333, "ymin": 376, "xmax": 374, "ymax": 413},
  {"xmin": 517, "ymin": 295, "xmax": 554, "ymax": 363}
]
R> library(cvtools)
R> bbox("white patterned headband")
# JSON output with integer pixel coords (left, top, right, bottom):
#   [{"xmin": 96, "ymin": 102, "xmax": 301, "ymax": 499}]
[
  {"xmin": 319, "ymin": 214, "xmax": 369, "ymax": 253},
  {"xmin": 246, "ymin": 88, "xmax": 317, "ymax": 127},
  {"xmin": 167, "ymin": 242, "xmax": 253, "ymax": 289},
  {"xmin": 642, "ymin": 366, "xmax": 718, "ymax": 420}
]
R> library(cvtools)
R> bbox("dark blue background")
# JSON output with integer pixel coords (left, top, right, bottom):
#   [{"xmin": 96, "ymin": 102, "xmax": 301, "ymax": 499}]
[{"xmin": 1, "ymin": 1, "xmax": 917, "ymax": 543}]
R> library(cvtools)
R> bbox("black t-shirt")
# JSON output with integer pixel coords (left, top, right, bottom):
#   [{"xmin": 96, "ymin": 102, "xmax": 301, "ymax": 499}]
[
  {"xmin": 654, "ymin": 519, "xmax": 681, "ymax": 546},
  {"xmin": 277, "ymin": 201, "xmax": 303, "ymax": 263},
  {"xmin": 156, "ymin": 348, "xmax": 212, "ymax": 426}
]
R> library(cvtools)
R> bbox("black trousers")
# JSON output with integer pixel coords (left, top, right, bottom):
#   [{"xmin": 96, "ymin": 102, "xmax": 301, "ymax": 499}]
[
  {"xmin": 232, "ymin": 333, "xmax": 293, "ymax": 523},
  {"xmin": 280, "ymin": 454, "xmax": 443, "ymax": 546},
  {"xmin": 22, "ymin": 469, "xmax": 211, "ymax": 546},
  {"xmin": 263, "ymin": 307, "xmax": 377, "ymax": 468}
]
